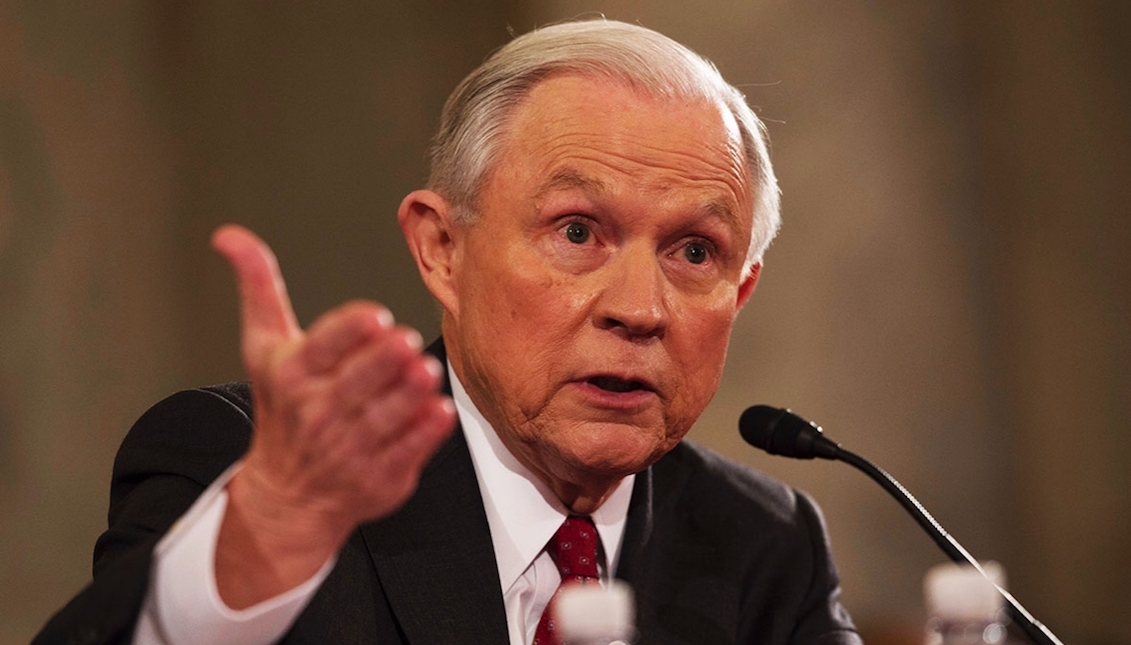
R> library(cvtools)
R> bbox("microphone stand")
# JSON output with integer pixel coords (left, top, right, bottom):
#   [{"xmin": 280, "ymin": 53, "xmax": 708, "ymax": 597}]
[{"xmin": 834, "ymin": 447, "xmax": 1063, "ymax": 645}]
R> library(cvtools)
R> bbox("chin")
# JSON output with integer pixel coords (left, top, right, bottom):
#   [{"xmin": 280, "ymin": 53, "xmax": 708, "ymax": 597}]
[{"xmin": 557, "ymin": 424, "xmax": 674, "ymax": 478}]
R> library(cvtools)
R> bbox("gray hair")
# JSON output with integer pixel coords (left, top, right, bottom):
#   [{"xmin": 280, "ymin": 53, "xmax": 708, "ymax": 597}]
[{"xmin": 427, "ymin": 19, "xmax": 781, "ymax": 270}]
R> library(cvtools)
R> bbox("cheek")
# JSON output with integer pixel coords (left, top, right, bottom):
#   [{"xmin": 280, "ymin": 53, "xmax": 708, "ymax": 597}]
[
  {"xmin": 460, "ymin": 265, "xmax": 584, "ymax": 394},
  {"xmin": 481, "ymin": 275, "xmax": 571, "ymax": 337},
  {"xmin": 667, "ymin": 299, "xmax": 738, "ymax": 403},
  {"xmin": 672, "ymin": 291, "xmax": 738, "ymax": 353},
  {"xmin": 461, "ymin": 254, "xmax": 537, "ymax": 331}
]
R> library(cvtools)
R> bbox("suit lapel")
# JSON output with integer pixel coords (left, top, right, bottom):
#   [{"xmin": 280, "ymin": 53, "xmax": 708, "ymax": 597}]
[
  {"xmin": 358, "ymin": 339, "xmax": 509, "ymax": 643},
  {"xmin": 615, "ymin": 464, "xmax": 654, "ymax": 584}
]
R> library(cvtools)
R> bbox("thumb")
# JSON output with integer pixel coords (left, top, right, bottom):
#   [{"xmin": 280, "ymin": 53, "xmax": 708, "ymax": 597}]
[{"xmin": 212, "ymin": 224, "xmax": 301, "ymax": 370}]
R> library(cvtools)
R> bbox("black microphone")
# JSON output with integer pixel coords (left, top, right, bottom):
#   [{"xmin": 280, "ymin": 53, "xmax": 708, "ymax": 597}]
[
  {"xmin": 738, "ymin": 405, "xmax": 841, "ymax": 460},
  {"xmin": 739, "ymin": 405, "xmax": 1063, "ymax": 645}
]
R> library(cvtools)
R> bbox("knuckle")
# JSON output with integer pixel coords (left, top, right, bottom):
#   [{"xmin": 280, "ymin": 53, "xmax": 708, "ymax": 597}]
[
  {"xmin": 342, "ymin": 300, "xmax": 394, "ymax": 332},
  {"xmin": 294, "ymin": 400, "xmax": 333, "ymax": 435},
  {"xmin": 362, "ymin": 401, "xmax": 399, "ymax": 433},
  {"xmin": 268, "ymin": 341, "xmax": 308, "ymax": 387}
]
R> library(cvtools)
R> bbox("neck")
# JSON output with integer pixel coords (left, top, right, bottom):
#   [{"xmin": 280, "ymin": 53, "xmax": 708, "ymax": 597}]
[
  {"xmin": 442, "ymin": 327, "xmax": 627, "ymax": 515},
  {"xmin": 539, "ymin": 470, "xmax": 619, "ymax": 515},
  {"xmin": 486, "ymin": 414, "xmax": 623, "ymax": 515}
]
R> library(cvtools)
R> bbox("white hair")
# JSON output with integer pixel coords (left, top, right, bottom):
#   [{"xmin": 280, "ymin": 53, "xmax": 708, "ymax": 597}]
[{"xmin": 428, "ymin": 19, "xmax": 781, "ymax": 269}]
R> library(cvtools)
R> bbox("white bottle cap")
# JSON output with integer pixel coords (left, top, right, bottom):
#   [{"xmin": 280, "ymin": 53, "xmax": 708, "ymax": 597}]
[
  {"xmin": 923, "ymin": 561, "xmax": 1006, "ymax": 622},
  {"xmin": 555, "ymin": 580, "xmax": 636, "ymax": 643}
]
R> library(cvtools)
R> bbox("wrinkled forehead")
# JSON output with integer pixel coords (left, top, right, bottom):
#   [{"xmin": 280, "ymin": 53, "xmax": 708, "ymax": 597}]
[
  {"xmin": 492, "ymin": 73, "xmax": 751, "ymax": 195},
  {"xmin": 516, "ymin": 70, "xmax": 744, "ymax": 142},
  {"xmin": 514, "ymin": 76, "xmax": 750, "ymax": 198}
]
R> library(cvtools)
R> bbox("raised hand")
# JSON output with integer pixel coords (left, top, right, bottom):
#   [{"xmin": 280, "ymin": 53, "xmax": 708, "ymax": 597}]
[{"xmin": 209, "ymin": 225, "xmax": 456, "ymax": 609}]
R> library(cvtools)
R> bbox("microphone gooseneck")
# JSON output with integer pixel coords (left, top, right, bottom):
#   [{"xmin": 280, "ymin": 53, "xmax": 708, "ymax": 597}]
[{"xmin": 739, "ymin": 405, "xmax": 1063, "ymax": 645}]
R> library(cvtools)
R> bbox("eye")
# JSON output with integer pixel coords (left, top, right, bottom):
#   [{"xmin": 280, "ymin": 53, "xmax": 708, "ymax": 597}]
[
  {"xmin": 564, "ymin": 222, "xmax": 591, "ymax": 244},
  {"xmin": 684, "ymin": 242, "xmax": 709, "ymax": 264}
]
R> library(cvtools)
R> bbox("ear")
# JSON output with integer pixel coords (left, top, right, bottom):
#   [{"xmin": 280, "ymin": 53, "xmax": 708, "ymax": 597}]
[
  {"xmin": 735, "ymin": 262, "xmax": 761, "ymax": 310},
  {"xmin": 398, "ymin": 190, "xmax": 461, "ymax": 318}
]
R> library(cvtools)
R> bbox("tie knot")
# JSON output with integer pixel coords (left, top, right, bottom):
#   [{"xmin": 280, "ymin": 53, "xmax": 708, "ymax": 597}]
[{"xmin": 547, "ymin": 515, "xmax": 600, "ymax": 581}]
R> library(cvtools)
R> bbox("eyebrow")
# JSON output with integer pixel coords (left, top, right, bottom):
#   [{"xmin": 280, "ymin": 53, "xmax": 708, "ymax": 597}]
[
  {"xmin": 537, "ymin": 166, "xmax": 742, "ymax": 232},
  {"xmin": 702, "ymin": 199, "xmax": 740, "ymax": 232},
  {"xmin": 535, "ymin": 167, "xmax": 608, "ymax": 199}
]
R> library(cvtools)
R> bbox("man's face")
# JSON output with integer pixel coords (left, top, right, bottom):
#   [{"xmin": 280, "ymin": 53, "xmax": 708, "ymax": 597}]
[{"xmin": 444, "ymin": 74, "xmax": 758, "ymax": 503}]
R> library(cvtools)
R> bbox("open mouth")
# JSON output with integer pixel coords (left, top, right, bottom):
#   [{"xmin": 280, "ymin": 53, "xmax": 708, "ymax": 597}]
[{"xmin": 588, "ymin": 376, "xmax": 648, "ymax": 393}]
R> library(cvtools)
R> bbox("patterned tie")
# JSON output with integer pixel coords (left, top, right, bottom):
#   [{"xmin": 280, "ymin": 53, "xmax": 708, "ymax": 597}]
[{"xmin": 533, "ymin": 515, "xmax": 600, "ymax": 645}]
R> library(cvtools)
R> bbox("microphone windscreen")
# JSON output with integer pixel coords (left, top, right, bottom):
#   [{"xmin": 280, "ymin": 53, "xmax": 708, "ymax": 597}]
[
  {"xmin": 739, "ymin": 405, "xmax": 837, "ymax": 460},
  {"xmin": 739, "ymin": 405, "xmax": 787, "ymax": 451}
]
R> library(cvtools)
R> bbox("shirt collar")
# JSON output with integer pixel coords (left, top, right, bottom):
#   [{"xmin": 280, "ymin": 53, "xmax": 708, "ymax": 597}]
[{"xmin": 449, "ymin": 363, "xmax": 634, "ymax": 593}]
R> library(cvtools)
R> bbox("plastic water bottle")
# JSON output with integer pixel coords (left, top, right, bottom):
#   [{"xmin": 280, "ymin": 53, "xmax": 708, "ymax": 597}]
[
  {"xmin": 924, "ymin": 562, "xmax": 1011, "ymax": 645},
  {"xmin": 555, "ymin": 580, "xmax": 636, "ymax": 645}
]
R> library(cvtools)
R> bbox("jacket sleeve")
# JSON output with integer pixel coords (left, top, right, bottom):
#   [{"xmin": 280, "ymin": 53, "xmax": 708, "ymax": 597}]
[{"xmin": 32, "ymin": 386, "xmax": 255, "ymax": 645}]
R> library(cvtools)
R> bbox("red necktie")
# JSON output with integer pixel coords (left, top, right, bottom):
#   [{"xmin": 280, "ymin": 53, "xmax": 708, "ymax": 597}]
[{"xmin": 533, "ymin": 515, "xmax": 600, "ymax": 645}]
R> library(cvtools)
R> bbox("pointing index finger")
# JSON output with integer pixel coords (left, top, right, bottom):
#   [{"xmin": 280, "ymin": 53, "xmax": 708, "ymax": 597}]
[{"xmin": 212, "ymin": 224, "xmax": 302, "ymax": 368}]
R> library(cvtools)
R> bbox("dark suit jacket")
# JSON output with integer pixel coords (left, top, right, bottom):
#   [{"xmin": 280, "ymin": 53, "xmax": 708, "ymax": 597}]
[{"xmin": 34, "ymin": 341, "xmax": 860, "ymax": 645}]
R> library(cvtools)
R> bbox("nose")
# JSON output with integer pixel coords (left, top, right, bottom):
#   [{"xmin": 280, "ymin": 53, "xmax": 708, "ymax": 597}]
[{"xmin": 593, "ymin": 246, "xmax": 669, "ymax": 341}]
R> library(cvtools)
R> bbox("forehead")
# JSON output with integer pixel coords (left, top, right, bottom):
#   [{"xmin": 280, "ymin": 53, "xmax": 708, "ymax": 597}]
[{"xmin": 492, "ymin": 74, "xmax": 753, "ymax": 221}]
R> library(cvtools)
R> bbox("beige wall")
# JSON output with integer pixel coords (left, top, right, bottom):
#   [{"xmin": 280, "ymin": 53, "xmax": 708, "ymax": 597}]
[{"xmin": 2, "ymin": 2, "xmax": 1128, "ymax": 644}]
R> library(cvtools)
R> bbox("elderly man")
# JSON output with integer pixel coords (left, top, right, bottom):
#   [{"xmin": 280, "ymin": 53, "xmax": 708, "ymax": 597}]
[{"xmin": 35, "ymin": 19, "xmax": 860, "ymax": 645}]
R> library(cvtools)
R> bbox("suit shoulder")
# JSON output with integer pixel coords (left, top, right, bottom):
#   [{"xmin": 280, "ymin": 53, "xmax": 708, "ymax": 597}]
[
  {"xmin": 110, "ymin": 383, "xmax": 255, "ymax": 515},
  {"xmin": 93, "ymin": 383, "xmax": 255, "ymax": 575},
  {"xmin": 634, "ymin": 442, "xmax": 855, "ymax": 643},
  {"xmin": 115, "ymin": 383, "xmax": 254, "ymax": 476},
  {"xmin": 653, "ymin": 440, "xmax": 817, "ymax": 530}
]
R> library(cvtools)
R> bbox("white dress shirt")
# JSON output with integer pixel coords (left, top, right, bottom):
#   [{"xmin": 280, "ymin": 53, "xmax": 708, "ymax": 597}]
[
  {"xmin": 132, "ymin": 366, "xmax": 634, "ymax": 645},
  {"xmin": 452, "ymin": 366, "xmax": 634, "ymax": 645}
]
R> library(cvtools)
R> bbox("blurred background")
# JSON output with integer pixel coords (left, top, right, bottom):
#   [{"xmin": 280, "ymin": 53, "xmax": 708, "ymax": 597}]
[{"xmin": 2, "ymin": 1, "xmax": 1128, "ymax": 643}]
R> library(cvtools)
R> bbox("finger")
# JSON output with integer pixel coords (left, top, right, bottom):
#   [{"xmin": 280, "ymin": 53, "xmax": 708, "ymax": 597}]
[
  {"xmin": 305, "ymin": 346, "xmax": 445, "ymax": 452},
  {"xmin": 350, "ymin": 355, "xmax": 447, "ymax": 449},
  {"xmin": 367, "ymin": 396, "xmax": 457, "ymax": 497},
  {"xmin": 311, "ymin": 385, "xmax": 453, "ymax": 499},
  {"xmin": 277, "ymin": 329, "xmax": 437, "ymax": 451},
  {"xmin": 300, "ymin": 300, "xmax": 396, "ymax": 375},
  {"xmin": 324, "ymin": 327, "xmax": 430, "ymax": 411},
  {"xmin": 212, "ymin": 225, "xmax": 301, "ymax": 368}
]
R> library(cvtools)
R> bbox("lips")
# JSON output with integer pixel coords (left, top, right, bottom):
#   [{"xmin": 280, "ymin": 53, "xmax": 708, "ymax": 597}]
[
  {"xmin": 569, "ymin": 372, "xmax": 660, "ymax": 411},
  {"xmin": 585, "ymin": 375, "xmax": 655, "ymax": 394}
]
